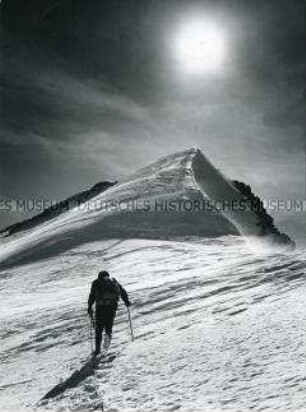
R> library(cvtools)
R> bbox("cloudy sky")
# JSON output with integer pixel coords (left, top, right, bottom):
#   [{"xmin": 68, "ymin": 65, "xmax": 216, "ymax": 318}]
[{"xmin": 1, "ymin": 0, "xmax": 305, "ymax": 239}]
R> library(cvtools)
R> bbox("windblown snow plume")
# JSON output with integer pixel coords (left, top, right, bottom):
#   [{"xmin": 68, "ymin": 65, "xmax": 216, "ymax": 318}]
[{"xmin": 0, "ymin": 149, "xmax": 294, "ymax": 268}]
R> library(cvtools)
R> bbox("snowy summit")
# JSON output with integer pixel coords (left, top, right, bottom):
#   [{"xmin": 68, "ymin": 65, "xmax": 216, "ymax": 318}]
[{"xmin": 0, "ymin": 149, "xmax": 294, "ymax": 269}]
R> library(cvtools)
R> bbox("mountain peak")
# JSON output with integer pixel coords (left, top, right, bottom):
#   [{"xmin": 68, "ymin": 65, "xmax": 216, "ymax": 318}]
[{"xmin": 0, "ymin": 149, "xmax": 294, "ymax": 268}]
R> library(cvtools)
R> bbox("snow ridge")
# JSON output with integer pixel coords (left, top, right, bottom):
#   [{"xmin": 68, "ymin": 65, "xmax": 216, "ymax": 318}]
[{"xmin": 0, "ymin": 149, "xmax": 294, "ymax": 268}]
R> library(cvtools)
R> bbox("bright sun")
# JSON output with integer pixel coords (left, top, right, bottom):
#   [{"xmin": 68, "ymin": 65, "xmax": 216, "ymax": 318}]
[{"xmin": 173, "ymin": 18, "xmax": 227, "ymax": 75}]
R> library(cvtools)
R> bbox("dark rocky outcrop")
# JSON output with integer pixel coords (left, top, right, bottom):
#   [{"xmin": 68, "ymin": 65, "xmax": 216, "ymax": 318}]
[
  {"xmin": 231, "ymin": 180, "xmax": 295, "ymax": 248},
  {"xmin": 0, "ymin": 181, "xmax": 117, "ymax": 237}
]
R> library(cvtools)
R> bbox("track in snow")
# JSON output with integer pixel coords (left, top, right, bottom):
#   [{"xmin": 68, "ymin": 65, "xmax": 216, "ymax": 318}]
[{"xmin": 0, "ymin": 236, "xmax": 305, "ymax": 411}]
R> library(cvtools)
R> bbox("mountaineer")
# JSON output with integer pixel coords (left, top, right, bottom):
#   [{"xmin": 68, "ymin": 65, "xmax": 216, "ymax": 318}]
[{"xmin": 88, "ymin": 270, "xmax": 131, "ymax": 355}]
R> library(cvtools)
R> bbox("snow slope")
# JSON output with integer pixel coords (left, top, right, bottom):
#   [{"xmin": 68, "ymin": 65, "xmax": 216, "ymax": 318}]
[
  {"xmin": 0, "ymin": 237, "xmax": 305, "ymax": 411},
  {"xmin": 0, "ymin": 149, "xmax": 293, "ymax": 269},
  {"xmin": 0, "ymin": 149, "xmax": 301, "ymax": 411}
]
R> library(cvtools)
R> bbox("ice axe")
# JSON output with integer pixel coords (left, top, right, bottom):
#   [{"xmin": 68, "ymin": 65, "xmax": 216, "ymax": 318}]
[
  {"xmin": 127, "ymin": 306, "xmax": 134, "ymax": 341},
  {"xmin": 89, "ymin": 309, "xmax": 95, "ymax": 328}
]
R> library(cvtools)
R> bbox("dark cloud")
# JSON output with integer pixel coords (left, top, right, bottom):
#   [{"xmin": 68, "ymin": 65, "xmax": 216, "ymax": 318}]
[{"xmin": 0, "ymin": 0, "xmax": 305, "ymax": 236}]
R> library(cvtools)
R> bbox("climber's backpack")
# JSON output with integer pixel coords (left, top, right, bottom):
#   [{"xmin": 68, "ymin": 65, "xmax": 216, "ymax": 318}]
[{"xmin": 96, "ymin": 277, "xmax": 120, "ymax": 305}]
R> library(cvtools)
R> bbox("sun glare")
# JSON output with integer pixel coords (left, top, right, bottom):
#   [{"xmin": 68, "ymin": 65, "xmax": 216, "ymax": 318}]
[{"xmin": 173, "ymin": 18, "xmax": 227, "ymax": 75}]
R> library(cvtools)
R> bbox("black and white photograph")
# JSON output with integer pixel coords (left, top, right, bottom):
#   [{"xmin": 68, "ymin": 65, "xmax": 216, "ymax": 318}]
[{"xmin": 0, "ymin": 0, "xmax": 305, "ymax": 411}]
